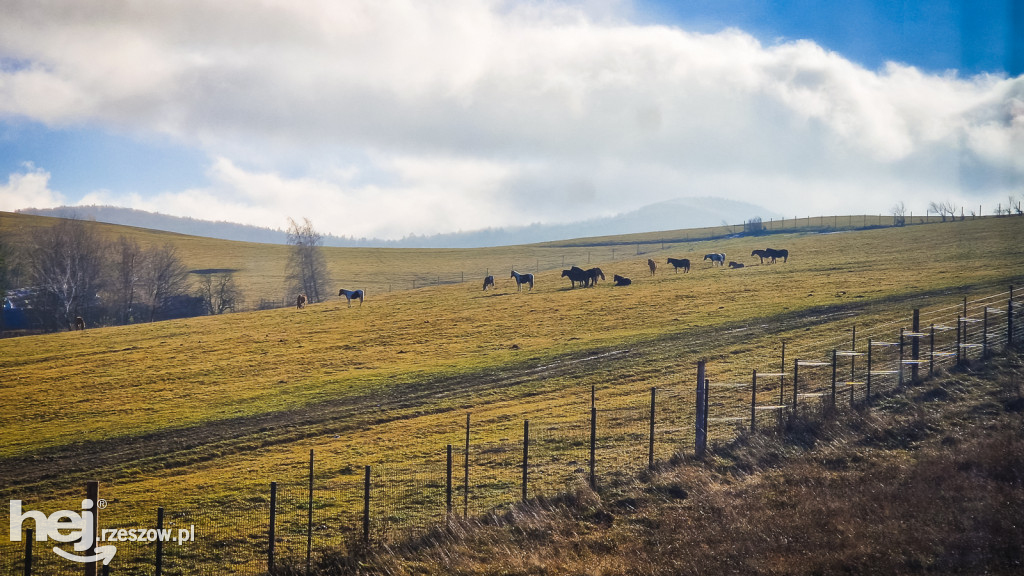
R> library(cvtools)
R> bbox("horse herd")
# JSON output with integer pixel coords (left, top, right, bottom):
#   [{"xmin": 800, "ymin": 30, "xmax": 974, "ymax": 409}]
[{"xmin": 296, "ymin": 246, "xmax": 789, "ymax": 307}]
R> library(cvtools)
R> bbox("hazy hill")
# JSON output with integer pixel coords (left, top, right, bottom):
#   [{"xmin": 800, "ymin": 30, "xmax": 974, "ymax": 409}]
[{"xmin": 21, "ymin": 197, "xmax": 778, "ymax": 248}]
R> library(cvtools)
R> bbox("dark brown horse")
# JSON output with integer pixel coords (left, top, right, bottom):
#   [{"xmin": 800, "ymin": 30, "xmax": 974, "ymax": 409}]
[
  {"xmin": 586, "ymin": 267, "xmax": 605, "ymax": 286},
  {"xmin": 666, "ymin": 258, "xmax": 690, "ymax": 273},
  {"xmin": 561, "ymin": 266, "xmax": 589, "ymax": 288}
]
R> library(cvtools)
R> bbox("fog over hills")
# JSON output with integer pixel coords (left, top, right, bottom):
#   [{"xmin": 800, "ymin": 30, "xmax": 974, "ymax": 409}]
[{"xmin": 22, "ymin": 198, "xmax": 778, "ymax": 248}]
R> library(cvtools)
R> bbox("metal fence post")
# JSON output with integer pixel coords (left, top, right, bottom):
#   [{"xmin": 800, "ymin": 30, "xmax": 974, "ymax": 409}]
[
  {"xmin": 464, "ymin": 414, "xmax": 470, "ymax": 518},
  {"xmin": 156, "ymin": 507, "xmax": 164, "ymax": 576},
  {"xmin": 589, "ymin": 402, "xmax": 597, "ymax": 490},
  {"xmin": 268, "ymin": 482, "xmax": 277, "ymax": 573},
  {"xmin": 695, "ymin": 360, "xmax": 707, "ymax": 459}
]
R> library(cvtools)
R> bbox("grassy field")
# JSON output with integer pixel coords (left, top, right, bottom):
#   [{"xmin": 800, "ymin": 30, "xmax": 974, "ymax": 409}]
[{"xmin": 1, "ymin": 212, "xmax": 1022, "ymax": 574}]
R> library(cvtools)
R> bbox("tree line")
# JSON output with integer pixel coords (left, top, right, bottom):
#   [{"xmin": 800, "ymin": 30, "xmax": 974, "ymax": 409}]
[{"xmin": 0, "ymin": 217, "xmax": 329, "ymax": 334}]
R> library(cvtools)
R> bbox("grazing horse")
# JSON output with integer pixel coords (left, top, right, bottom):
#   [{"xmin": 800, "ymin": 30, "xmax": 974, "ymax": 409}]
[
  {"xmin": 510, "ymin": 270, "xmax": 534, "ymax": 292},
  {"xmin": 703, "ymin": 253, "xmax": 726, "ymax": 266},
  {"xmin": 585, "ymin": 267, "xmax": 605, "ymax": 287},
  {"xmin": 613, "ymin": 274, "xmax": 631, "ymax": 286},
  {"xmin": 648, "ymin": 258, "xmax": 657, "ymax": 276},
  {"xmin": 666, "ymin": 258, "xmax": 690, "ymax": 273},
  {"xmin": 751, "ymin": 249, "xmax": 771, "ymax": 264},
  {"xmin": 296, "ymin": 294, "xmax": 307, "ymax": 309},
  {"xmin": 482, "ymin": 275, "xmax": 495, "ymax": 290},
  {"xmin": 766, "ymin": 248, "xmax": 789, "ymax": 263},
  {"xmin": 561, "ymin": 266, "xmax": 589, "ymax": 288},
  {"xmin": 728, "ymin": 261, "xmax": 744, "ymax": 269},
  {"xmin": 338, "ymin": 288, "xmax": 364, "ymax": 307},
  {"xmin": 74, "ymin": 316, "xmax": 85, "ymax": 330}
]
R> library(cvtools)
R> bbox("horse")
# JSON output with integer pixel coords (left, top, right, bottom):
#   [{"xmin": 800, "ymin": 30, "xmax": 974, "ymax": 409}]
[
  {"xmin": 765, "ymin": 248, "xmax": 789, "ymax": 263},
  {"xmin": 751, "ymin": 249, "xmax": 771, "ymax": 264},
  {"xmin": 613, "ymin": 274, "xmax": 631, "ymax": 286},
  {"xmin": 666, "ymin": 258, "xmax": 690, "ymax": 273},
  {"xmin": 561, "ymin": 266, "xmax": 589, "ymax": 288},
  {"xmin": 74, "ymin": 316, "xmax": 85, "ymax": 330},
  {"xmin": 296, "ymin": 294, "xmax": 307, "ymax": 309},
  {"xmin": 482, "ymin": 275, "xmax": 495, "ymax": 290},
  {"xmin": 338, "ymin": 288, "xmax": 364, "ymax": 307},
  {"xmin": 648, "ymin": 258, "xmax": 657, "ymax": 276},
  {"xmin": 703, "ymin": 253, "xmax": 726, "ymax": 266},
  {"xmin": 510, "ymin": 270, "xmax": 534, "ymax": 292},
  {"xmin": 585, "ymin": 267, "xmax": 605, "ymax": 287},
  {"xmin": 728, "ymin": 261, "xmax": 744, "ymax": 269}
]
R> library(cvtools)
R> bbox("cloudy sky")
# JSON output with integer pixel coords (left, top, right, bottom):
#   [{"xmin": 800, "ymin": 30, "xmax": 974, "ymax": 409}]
[{"xmin": 0, "ymin": 0, "xmax": 1021, "ymax": 239}]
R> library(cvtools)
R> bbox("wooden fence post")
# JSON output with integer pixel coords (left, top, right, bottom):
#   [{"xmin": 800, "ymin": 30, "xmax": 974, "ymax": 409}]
[
  {"xmin": 306, "ymin": 449, "xmax": 313, "ymax": 575},
  {"xmin": 156, "ymin": 507, "xmax": 164, "ymax": 576},
  {"xmin": 363, "ymin": 466, "xmax": 371, "ymax": 544},
  {"xmin": 648, "ymin": 387, "xmax": 656, "ymax": 471},
  {"xmin": 446, "ymin": 445, "xmax": 453, "ymax": 522},
  {"xmin": 268, "ymin": 482, "xmax": 277, "ymax": 573},
  {"xmin": 86, "ymin": 481, "xmax": 98, "ymax": 576},
  {"xmin": 695, "ymin": 360, "xmax": 708, "ymax": 459},
  {"xmin": 912, "ymin": 309, "xmax": 920, "ymax": 382},
  {"xmin": 464, "ymin": 414, "xmax": 470, "ymax": 518},
  {"xmin": 522, "ymin": 420, "xmax": 530, "ymax": 502},
  {"xmin": 750, "ymin": 370, "xmax": 757, "ymax": 434},
  {"xmin": 23, "ymin": 528, "xmax": 32, "ymax": 576}
]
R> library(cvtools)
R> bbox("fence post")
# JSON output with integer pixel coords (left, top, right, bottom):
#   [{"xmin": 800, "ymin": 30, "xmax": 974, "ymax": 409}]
[
  {"xmin": 750, "ymin": 370, "xmax": 757, "ymax": 434},
  {"xmin": 792, "ymin": 359, "xmax": 799, "ymax": 414},
  {"xmin": 695, "ymin": 360, "xmax": 707, "ymax": 459},
  {"xmin": 86, "ymin": 481, "xmax": 98, "ymax": 576},
  {"xmin": 363, "ymin": 466, "xmax": 371, "ymax": 544},
  {"xmin": 590, "ymin": 400, "xmax": 597, "ymax": 490},
  {"xmin": 929, "ymin": 325, "xmax": 935, "ymax": 377},
  {"xmin": 866, "ymin": 339, "xmax": 873, "ymax": 404},
  {"xmin": 1009, "ymin": 286, "xmax": 1015, "ymax": 348},
  {"xmin": 156, "ymin": 507, "xmax": 164, "ymax": 576},
  {"xmin": 983, "ymin": 307, "xmax": 989, "ymax": 358},
  {"xmin": 850, "ymin": 325, "xmax": 856, "ymax": 380},
  {"xmin": 956, "ymin": 316, "xmax": 962, "ymax": 366},
  {"xmin": 446, "ymin": 444, "xmax": 453, "ymax": 523},
  {"xmin": 780, "ymin": 342, "xmax": 786, "ymax": 410},
  {"xmin": 522, "ymin": 420, "xmax": 530, "ymax": 502},
  {"xmin": 268, "ymin": 482, "xmax": 277, "ymax": 573},
  {"xmin": 899, "ymin": 328, "xmax": 905, "ymax": 387},
  {"xmin": 23, "ymin": 528, "xmax": 32, "ymax": 576},
  {"xmin": 464, "ymin": 414, "xmax": 470, "ymax": 518},
  {"xmin": 831, "ymin": 350, "xmax": 837, "ymax": 409},
  {"xmin": 648, "ymin": 387, "xmax": 656, "ymax": 471},
  {"xmin": 306, "ymin": 449, "xmax": 313, "ymax": 575},
  {"xmin": 912, "ymin": 309, "xmax": 920, "ymax": 382}
]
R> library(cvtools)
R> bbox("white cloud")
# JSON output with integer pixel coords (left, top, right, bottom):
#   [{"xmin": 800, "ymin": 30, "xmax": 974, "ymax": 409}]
[
  {"xmin": 0, "ymin": 0, "xmax": 1021, "ymax": 237},
  {"xmin": 0, "ymin": 164, "xmax": 65, "ymax": 211}
]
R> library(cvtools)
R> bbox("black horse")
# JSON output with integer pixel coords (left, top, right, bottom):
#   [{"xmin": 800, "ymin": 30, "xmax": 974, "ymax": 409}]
[
  {"xmin": 765, "ymin": 248, "xmax": 789, "ymax": 263},
  {"xmin": 586, "ymin": 267, "xmax": 605, "ymax": 286},
  {"xmin": 751, "ymin": 249, "xmax": 770, "ymax": 264},
  {"xmin": 338, "ymin": 288, "xmax": 364, "ymax": 307},
  {"xmin": 666, "ymin": 258, "xmax": 690, "ymax": 273},
  {"xmin": 482, "ymin": 275, "xmax": 495, "ymax": 290},
  {"xmin": 561, "ymin": 266, "xmax": 589, "ymax": 288},
  {"xmin": 613, "ymin": 274, "xmax": 631, "ymax": 286}
]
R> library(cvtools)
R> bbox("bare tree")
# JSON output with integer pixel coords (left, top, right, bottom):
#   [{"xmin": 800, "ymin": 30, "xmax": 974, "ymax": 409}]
[
  {"xmin": 890, "ymin": 202, "xmax": 907, "ymax": 226},
  {"xmin": 196, "ymin": 272, "xmax": 241, "ymax": 315},
  {"xmin": 285, "ymin": 217, "xmax": 330, "ymax": 304},
  {"xmin": 109, "ymin": 235, "xmax": 145, "ymax": 324},
  {"xmin": 928, "ymin": 200, "xmax": 957, "ymax": 222},
  {"xmin": 27, "ymin": 219, "xmax": 106, "ymax": 329},
  {"xmin": 140, "ymin": 243, "xmax": 190, "ymax": 321}
]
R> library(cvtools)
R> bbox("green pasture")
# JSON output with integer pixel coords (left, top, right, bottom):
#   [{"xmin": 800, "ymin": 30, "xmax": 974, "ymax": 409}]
[{"xmin": 1, "ymin": 212, "xmax": 1022, "ymax": 573}]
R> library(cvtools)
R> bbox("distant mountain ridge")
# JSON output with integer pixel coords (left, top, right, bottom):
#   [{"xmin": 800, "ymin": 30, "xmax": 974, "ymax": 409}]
[{"xmin": 21, "ymin": 198, "xmax": 778, "ymax": 248}]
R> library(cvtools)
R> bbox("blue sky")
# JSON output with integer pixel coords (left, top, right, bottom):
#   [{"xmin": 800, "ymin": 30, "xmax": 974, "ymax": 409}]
[{"xmin": 0, "ymin": 0, "xmax": 1021, "ymax": 239}]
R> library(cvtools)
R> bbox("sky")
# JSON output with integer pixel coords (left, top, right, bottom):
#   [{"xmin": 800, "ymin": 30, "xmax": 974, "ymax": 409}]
[{"xmin": 0, "ymin": 0, "xmax": 1021, "ymax": 240}]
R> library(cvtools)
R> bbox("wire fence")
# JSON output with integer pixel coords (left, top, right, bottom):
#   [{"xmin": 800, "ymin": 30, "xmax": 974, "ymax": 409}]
[{"xmin": 3, "ymin": 286, "xmax": 1021, "ymax": 575}]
